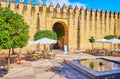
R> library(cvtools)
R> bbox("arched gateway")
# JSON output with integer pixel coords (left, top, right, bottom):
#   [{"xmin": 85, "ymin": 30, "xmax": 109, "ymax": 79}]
[{"xmin": 53, "ymin": 22, "xmax": 68, "ymax": 50}]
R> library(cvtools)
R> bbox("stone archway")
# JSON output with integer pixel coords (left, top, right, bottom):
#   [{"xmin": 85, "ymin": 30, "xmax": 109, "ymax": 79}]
[{"xmin": 53, "ymin": 22, "xmax": 68, "ymax": 50}]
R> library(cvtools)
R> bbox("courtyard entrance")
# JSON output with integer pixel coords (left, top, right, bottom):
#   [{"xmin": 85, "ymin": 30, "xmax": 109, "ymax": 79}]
[{"xmin": 53, "ymin": 22, "xmax": 68, "ymax": 50}]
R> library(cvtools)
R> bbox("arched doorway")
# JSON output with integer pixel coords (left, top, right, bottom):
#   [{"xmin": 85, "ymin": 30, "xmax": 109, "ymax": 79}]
[{"xmin": 53, "ymin": 22, "xmax": 68, "ymax": 50}]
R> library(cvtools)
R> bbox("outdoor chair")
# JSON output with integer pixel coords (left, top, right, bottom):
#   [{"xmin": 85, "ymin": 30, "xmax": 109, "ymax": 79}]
[
  {"xmin": 46, "ymin": 51, "xmax": 55, "ymax": 59},
  {"xmin": 25, "ymin": 51, "xmax": 32, "ymax": 61},
  {"xmin": 31, "ymin": 55, "xmax": 40, "ymax": 60},
  {"xmin": 41, "ymin": 50, "xmax": 55, "ymax": 59}
]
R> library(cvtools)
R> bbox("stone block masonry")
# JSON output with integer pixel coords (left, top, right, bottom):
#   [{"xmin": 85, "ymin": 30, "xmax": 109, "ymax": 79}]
[{"xmin": 1, "ymin": 1, "xmax": 120, "ymax": 51}]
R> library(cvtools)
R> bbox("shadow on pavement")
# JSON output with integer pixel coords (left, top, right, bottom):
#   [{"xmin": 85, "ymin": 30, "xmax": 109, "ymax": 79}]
[
  {"xmin": 49, "ymin": 62, "xmax": 90, "ymax": 79},
  {"xmin": 0, "ymin": 68, "xmax": 8, "ymax": 77}
]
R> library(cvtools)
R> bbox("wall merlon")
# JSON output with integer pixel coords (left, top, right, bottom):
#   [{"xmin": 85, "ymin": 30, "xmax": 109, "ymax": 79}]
[
  {"xmin": 49, "ymin": 2, "xmax": 53, "ymax": 7},
  {"xmin": 109, "ymin": 11, "xmax": 113, "ymax": 18},
  {"xmin": 114, "ymin": 11, "xmax": 118, "ymax": 19},
  {"xmin": 105, "ymin": 10, "xmax": 109, "ymax": 18},
  {"xmin": 34, "ymin": 5, "xmax": 39, "ymax": 14},
  {"xmin": 74, "ymin": 5, "xmax": 79, "ymax": 15},
  {"xmin": 95, "ymin": 9, "xmax": 100, "ymax": 17},
  {"xmin": 80, "ymin": 6, "xmax": 84, "ymax": 10},
  {"xmin": 42, "ymin": 2, "xmax": 46, "ymax": 6},
  {"xmin": 17, "ymin": 3, "xmax": 24, "ymax": 15},
  {"xmin": 74, "ymin": 5, "xmax": 79, "ymax": 10},
  {"xmin": 62, "ymin": 4, "xmax": 67, "ymax": 13},
  {"xmin": 68, "ymin": 5, "xmax": 73, "ymax": 14},
  {"xmin": 56, "ymin": 3, "xmax": 60, "ymax": 8},
  {"xmin": 26, "ymin": 3, "xmax": 32, "ymax": 13},
  {"xmin": 85, "ymin": 7, "xmax": 90, "ymax": 14},
  {"xmin": 10, "ymin": 2, "xmax": 15, "ymax": 11},
  {"xmin": 85, "ymin": 7, "xmax": 89, "ymax": 11},
  {"xmin": 62, "ymin": 4, "xmax": 67, "ymax": 9},
  {"xmin": 55, "ymin": 3, "xmax": 60, "ymax": 13},
  {"xmin": 100, "ymin": 9, "xmax": 105, "ymax": 18},
  {"xmin": 41, "ymin": 2, "xmax": 46, "ymax": 13},
  {"xmin": 62, "ymin": 4, "xmax": 67, "ymax": 18},
  {"xmin": 49, "ymin": 3, "xmax": 54, "ymax": 12},
  {"xmin": 1, "ymin": 1, "xmax": 7, "ymax": 8},
  {"xmin": 90, "ymin": 8, "xmax": 95, "ymax": 16},
  {"xmin": 101, "ymin": 9, "xmax": 104, "ymax": 13},
  {"xmin": 96, "ymin": 8, "xmax": 100, "ymax": 12},
  {"xmin": 100, "ymin": 10, "xmax": 105, "ymax": 21},
  {"xmin": 80, "ymin": 7, "xmax": 85, "ymax": 15}
]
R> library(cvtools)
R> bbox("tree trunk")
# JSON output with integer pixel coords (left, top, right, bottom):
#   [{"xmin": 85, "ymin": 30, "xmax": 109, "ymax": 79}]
[
  {"xmin": 7, "ymin": 48, "xmax": 11, "ymax": 69},
  {"xmin": 92, "ymin": 44, "xmax": 93, "ymax": 50},
  {"xmin": 12, "ymin": 48, "xmax": 15, "ymax": 55}
]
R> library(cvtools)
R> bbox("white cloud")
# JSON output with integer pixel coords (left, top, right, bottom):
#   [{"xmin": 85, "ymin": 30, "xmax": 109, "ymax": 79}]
[{"xmin": 38, "ymin": 0, "xmax": 86, "ymax": 9}]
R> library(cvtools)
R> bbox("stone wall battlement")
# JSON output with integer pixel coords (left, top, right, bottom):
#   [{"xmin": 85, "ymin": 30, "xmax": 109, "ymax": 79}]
[{"xmin": 1, "ymin": 1, "xmax": 120, "ymax": 19}]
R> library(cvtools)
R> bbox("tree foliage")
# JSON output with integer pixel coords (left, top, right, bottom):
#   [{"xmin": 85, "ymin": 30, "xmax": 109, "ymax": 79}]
[
  {"xmin": 34, "ymin": 30, "xmax": 57, "ymax": 41},
  {"xmin": 118, "ymin": 36, "xmax": 120, "ymax": 39},
  {"xmin": 0, "ymin": 7, "xmax": 29, "ymax": 50},
  {"xmin": 56, "ymin": 30, "xmax": 64, "ymax": 38},
  {"xmin": 0, "ymin": 7, "xmax": 29, "ymax": 69},
  {"xmin": 89, "ymin": 36, "xmax": 95, "ymax": 43},
  {"xmin": 104, "ymin": 35, "xmax": 118, "ymax": 40}
]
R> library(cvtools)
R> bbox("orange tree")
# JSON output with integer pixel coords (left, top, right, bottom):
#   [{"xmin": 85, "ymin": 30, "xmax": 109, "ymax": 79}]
[{"xmin": 0, "ymin": 7, "xmax": 29, "ymax": 69}]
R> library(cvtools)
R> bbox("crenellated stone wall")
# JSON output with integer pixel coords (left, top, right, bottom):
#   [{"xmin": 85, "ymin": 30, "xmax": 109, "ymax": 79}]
[{"xmin": 0, "ymin": 1, "xmax": 120, "ymax": 51}]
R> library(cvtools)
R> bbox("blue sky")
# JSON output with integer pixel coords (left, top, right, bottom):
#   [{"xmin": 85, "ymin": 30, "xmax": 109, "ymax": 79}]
[
  {"xmin": 71, "ymin": 0, "xmax": 120, "ymax": 12},
  {"xmin": 9, "ymin": 0, "xmax": 120, "ymax": 12}
]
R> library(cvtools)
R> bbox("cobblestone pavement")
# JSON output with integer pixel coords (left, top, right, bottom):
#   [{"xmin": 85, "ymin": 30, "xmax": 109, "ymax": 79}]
[{"xmin": 0, "ymin": 50, "xmax": 120, "ymax": 79}]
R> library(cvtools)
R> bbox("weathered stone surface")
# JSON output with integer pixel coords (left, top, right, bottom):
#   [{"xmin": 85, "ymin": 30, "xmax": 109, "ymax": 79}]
[{"xmin": 1, "ymin": 1, "xmax": 120, "ymax": 51}]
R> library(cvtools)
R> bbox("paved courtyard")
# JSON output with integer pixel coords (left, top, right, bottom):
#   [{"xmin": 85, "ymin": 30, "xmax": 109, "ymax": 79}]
[{"xmin": 0, "ymin": 50, "xmax": 120, "ymax": 79}]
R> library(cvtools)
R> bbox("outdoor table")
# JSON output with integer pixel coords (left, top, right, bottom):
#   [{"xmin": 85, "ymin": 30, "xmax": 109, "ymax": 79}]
[{"xmin": 0, "ymin": 54, "xmax": 18, "ymax": 63}]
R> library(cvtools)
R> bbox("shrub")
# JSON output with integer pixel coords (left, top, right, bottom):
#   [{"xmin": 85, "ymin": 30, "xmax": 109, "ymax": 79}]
[{"xmin": 34, "ymin": 30, "xmax": 57, "ymax": 41}]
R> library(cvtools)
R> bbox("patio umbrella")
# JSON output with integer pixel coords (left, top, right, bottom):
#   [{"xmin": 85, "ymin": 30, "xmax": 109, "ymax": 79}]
[
  {"xmin": 28, "ymin": 41, "xmax": 35, "ymax": 44},
  {"xmin": 34, "ymin": 38, "xmax": 57, "ymax": 50},
  {"xmin": 34, "ymin": 38, "xmax": 57, "ymax": 44},
  {"xmin": 95, "ymin": 38, "xmax": 110, "ymax": 43},
  {"xmin": 28, "ymin": 38, "xmax": 57, "ymax": 51},
  {"xmin": 28, "ymin": 41, "xmax": 36, "ymax": 50},
  {"xmin": 95, "ymin": 38, "xmax": 110, "ymax": 48},
  {"xmin": 34, "ymin": 38, "xmax": 57, "ymax": 58},
  {"xmin": 108, "ymin": 38, "xmax": 120, "ymax": 44},
  {"xmin": 107, "ymin": 38, "xmax": 120, "ymax": 50}
]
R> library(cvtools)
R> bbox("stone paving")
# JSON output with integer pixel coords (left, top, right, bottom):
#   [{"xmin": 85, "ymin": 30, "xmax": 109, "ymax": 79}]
[{"xmin": 0, "ymin": 50, "xmax": 120, "ymax": 79}]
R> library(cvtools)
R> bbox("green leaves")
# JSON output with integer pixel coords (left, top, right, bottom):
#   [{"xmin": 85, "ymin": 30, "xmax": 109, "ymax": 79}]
[
  {"xmin": 57, "ymin": 30, "xmax": 64, "ymax": 38},
  {"xmin": 34, "ymin": 30, "xmax": 57, "ymax": 41},
  {"xmin": 0, "ymin": 6, "xmax": 29, "ymax": 50},
  {"xmin": 118, "ymin": 36, "xmax": 120, "ymax": 39},
  {"xmin": 89, "ymin": 36, "xmax": 95, "ymax": 43},
  {"xmin": 104, "ymin": 35, "xmax": 118, "ymax": 40}
]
